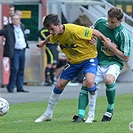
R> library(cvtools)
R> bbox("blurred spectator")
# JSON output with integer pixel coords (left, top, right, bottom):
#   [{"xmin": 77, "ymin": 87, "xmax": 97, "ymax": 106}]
[
  {"xmin": 0, "ymin": 13, "xmax": 29, "ymax": 93},
  {"xmin": 15, "ymin": 10, "xmax": 22, "ymax": 19},
  {"xmin": 15, "ymin": 10, "xmax": 30, "ymax": 35},
  {"xmin": 9, "ymin": 4, "xmax": 15, "ymax": 24}
]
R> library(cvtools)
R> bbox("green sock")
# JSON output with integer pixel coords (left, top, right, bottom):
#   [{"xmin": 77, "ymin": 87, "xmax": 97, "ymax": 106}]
[
  {"xmin": 78, "ymin": 86, "xmax": 88, "ymax": 119},
  {"xmin": 106, "ymin": 83, "xmax": 116, "ymax": 113}
]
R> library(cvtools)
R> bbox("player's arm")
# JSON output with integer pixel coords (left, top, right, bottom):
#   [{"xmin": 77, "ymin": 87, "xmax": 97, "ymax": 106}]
[
  {"xmin": 36, "ymin": 35, "xmax": 50, "ymax": 48},
  {"xmin": 92, "ymin": 29, "xmax": 130, "ymax": 62},
  {"xmin": 102, "ymin": 39, "xmax": 130, "ymax": 62},
  {"xmin": 92, "ymin": 29, "xmax": 107, "ymax": 42}
]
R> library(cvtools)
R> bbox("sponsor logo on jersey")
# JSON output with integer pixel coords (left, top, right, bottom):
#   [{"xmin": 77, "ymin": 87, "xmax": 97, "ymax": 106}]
[
  {"xmin": 101, "ymin": 46, "xmax": 114, "ymax": 56},
  {"xmin": 60, "ymin": 43, "xmax": 78, "ymax": 50},
  {"xmin": 85, "ymin": 28, "xmax": 89, "ymax": 37},
  {"xmin": 60, "ymin": 42, "xmax": 78, "ymax": 56}
]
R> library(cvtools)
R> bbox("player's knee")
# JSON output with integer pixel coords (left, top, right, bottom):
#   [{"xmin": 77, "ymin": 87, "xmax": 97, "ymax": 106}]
[
  {"xmin": 105, "ymin": 75, "xmax": 115, "ymax": 85},
  {"xmin": 104, "ymin": 78, "xmax": 113, "ymax": 85},
  {"xmin": 56, "ymin": 82, "xmax": 65, "ymax": 90},
  {"xmin": 85, "ymin": 79, "xmax": 95, "ymax": 88}
]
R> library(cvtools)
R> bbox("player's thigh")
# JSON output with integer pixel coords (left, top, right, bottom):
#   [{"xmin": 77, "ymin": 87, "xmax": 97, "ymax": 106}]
[
  {"xmin": 95, "ymin": 66, "xmax": 104, "ymax": 84},
  {"xmin": 60, "ymin": 62, "xmax": 81, "ymax": 81},
  {"xmin": 83, "ymin": 58, "xmax": 98, "ymax": 75},
  {"xmin": 105, "ymin": 64, "xmax": 121, "ymax": 81}
]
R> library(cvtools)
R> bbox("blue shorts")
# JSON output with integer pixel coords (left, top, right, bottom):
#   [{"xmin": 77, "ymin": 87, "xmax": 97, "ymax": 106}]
[{"xmin": 60, "ymin": 58, "xmax": 98, "ymax": 81}]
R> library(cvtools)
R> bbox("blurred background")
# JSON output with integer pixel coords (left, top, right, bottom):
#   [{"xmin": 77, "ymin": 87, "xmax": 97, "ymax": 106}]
[{"xmin": 0, "ymin": 0, "xmax": 132, "ymax": 86}]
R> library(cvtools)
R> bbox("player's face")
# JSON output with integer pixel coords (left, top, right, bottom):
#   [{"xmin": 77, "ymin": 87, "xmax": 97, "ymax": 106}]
[
  {"xmin": 108, "ymin": 17, "xmax": 122, "ymax": 29},
  {"xmin": 48, "ymin": 23, "xmax": 61, "ymax": 36}
]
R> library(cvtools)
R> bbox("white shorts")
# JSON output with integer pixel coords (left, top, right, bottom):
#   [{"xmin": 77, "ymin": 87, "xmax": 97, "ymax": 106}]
[{"xmin": 95, "ymin": 64, "xmax": 121, "ymax": 84}]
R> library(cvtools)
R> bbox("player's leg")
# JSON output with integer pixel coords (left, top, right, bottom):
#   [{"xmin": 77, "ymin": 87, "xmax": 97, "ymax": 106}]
[
  {"xmin": 85, "ymin": 90, "xmax": 97, "ymax": 123},
  {"xmin": 101, "ymin": 75, "xmax": 116, "ymax": 122},
  {"xmin": 85, "ymin": 66, "xmax": 103, "ymax": 123},
  {"xmin": 77, "ymin": 81, "xmax": 88, "ymax": 119},
  {"xmin": 35, "ymin": 78, "xmax": 69, "ymax": 122},
  {"xmin": 101, "ymin": 64, "xmax": 120, "ymax": 122},
  {"xmin": 73, "ymin": 58, "xmax": 98, "ymax": 123},
  {"xmin": 35, "ymin": 62, "xmax": 80, "ymax": 122},
  {"xmin": 73, "ymin": 75, "xmax": 96, "ymax": 123}
]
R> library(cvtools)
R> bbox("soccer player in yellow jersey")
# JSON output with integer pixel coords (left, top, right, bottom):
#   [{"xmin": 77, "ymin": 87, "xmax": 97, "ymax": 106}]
[{"xmin": 34, "ymin": 14, "xmax": 111, "ymax": 122}]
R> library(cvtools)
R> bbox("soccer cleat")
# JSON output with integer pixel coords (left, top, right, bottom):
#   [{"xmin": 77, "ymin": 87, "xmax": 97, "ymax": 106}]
[
  {"xmin": 72, "ymin": 115, "xmax": 85, "ymax": 123},
  {"xmin": 34, "ymin": 113, "xmax": 52, "ymax": 122},
  {"xmin": 101, "ymin": 112, "xmax": 113, "ymax": 122},
  {"xmin": 85, "ymin": 114, "xmax": 94, "ymax": 123}
]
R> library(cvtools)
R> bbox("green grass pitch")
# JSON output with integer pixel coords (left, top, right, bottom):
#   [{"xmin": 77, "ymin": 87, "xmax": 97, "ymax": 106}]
[{"xmin": 0, "ymin": 93, "xmax": 132, "ymax": 133}]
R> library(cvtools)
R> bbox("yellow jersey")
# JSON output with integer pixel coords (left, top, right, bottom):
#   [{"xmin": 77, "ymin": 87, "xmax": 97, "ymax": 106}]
[{"xmin": 50, "ymin": 24, "xmax": 97, "ymax": 64}]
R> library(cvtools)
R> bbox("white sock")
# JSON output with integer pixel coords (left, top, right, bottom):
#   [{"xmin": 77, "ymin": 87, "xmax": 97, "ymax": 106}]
[
  {"xmin": 45, "ymin": 91, "xmax": 61, "ymax": 116},
  {"xmin": 88, "ymin": 90, "xmax": 97, "ymax": 116}
]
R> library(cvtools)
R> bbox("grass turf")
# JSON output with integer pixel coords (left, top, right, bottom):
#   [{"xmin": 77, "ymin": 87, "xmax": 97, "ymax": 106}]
[{"xmin": 0, "ymin": 93, "xmax": 132, "ymax": 133}]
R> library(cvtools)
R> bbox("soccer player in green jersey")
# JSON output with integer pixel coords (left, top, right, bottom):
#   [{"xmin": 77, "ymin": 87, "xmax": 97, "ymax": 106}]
[{"xmin": 74, "ymin": 7, "xmax": 131, "ymax": 123}]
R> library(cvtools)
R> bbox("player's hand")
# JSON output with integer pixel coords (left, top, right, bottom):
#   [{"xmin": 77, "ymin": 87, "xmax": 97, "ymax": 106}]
[
  {"xmin": 102, "ymin": 38, "xmax": 118, "ymax": 49},
  {"xmin": 102, "ymin": 38, "xmax": 111, "ymax": 45},
  {"xmin": 111, "ymin": 43, "xmax": 118, "ymax": 49},
  {"xmin": 36, "ymin": 41, "xmax": 45, "ymax": 48},
  {"xmin": 89, "ymin": 36, "xmax": 97, "ymax": 44}
]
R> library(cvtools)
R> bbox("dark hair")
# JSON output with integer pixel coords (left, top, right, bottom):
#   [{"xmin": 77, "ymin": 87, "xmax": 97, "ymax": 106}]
[
  {"xmin": 43, "ymin": 14, "xmax": 60, "ymax": 28},
  {"xmin": 108, "ymin": 7, "xmax": 123, "ymax": 20},
  {"xmin": 9, "ymin": 4, "xmax": 15, "ymax": 9}
]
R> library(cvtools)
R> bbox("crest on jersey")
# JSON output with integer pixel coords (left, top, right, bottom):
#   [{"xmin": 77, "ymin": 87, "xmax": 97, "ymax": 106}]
[{"xmin": 101, "ymin": 46, "xmax": 114, "ymax": 56}]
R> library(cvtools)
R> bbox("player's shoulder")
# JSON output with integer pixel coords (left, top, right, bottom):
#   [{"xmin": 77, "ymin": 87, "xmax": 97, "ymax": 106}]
[
  {"xmin": 64, "ymin": 23, "xmax": 83, "ymax": 28},
  {"xmin": 95, "ymin": 17, "xmax": 107, "ymax": 24},
  {"xmin": 64, "ymin": 23, "xmax": 85, "ymax": 33},
  {"xmin": 64, "ymin": 23, "xmax": 75, "ymax": 31}
]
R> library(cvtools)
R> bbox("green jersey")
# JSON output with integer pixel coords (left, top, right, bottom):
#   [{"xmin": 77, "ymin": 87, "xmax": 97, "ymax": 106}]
[{"xmin": 94, "ymin": 18, "xmax": 131, "ymax": 70}]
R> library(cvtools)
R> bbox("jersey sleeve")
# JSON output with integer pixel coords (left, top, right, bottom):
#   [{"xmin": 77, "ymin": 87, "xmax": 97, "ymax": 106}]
[
  {"xmin": 93, "ymin": 17, "xmax": 106, "ymax": 29},
  {"xmin": 119, "ymin": 29, "xmax": 131, "ymax": 56},
  {"xmin": 75, "ymin": 27, "xmax": 93, "ymax": 40}
]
